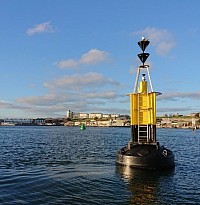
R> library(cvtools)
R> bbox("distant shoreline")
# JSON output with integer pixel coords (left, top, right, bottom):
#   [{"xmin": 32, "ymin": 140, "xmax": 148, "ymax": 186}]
[{"xmin": 0, "ymin": 124, "xmax": 198, "ymax": 130}]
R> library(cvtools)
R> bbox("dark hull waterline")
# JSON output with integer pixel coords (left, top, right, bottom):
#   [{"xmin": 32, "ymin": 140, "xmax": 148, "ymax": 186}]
[{"xmin": 116, "ymin": 144, "xmax": 175, "ymax": 170}]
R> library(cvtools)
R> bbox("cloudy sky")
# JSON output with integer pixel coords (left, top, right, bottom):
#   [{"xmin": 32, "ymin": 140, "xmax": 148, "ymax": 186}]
[{"xmin": 0, "ymin": 0, "xmax": 200, "ymax": 118}]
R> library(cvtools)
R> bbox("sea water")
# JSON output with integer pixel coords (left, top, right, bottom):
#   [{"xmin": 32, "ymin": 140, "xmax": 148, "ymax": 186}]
[{"xmin": 0, "ymin": 126, "xmax": 199, "ymax": 204}]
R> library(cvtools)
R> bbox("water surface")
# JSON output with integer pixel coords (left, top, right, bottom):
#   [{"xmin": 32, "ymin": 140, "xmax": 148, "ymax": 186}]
[{"xmin": 0, "ymin": 126, "xmax": 199, "ymax": 204}]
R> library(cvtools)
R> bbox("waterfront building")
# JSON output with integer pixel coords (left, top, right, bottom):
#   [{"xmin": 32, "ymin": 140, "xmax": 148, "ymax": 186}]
[
  {"xmin": 89, "ymin": 113, "xmax": 103, "ymax": 119},
  {"xmin": 102, "ymin": 114, "xmax": 110, "ymax": 118},
  {"xmin": 33, "ymin": 118, "xmax": 45, "ymax": 125},
  {"xmin": 111, "ymin": 114, "xmax": 119, "ymax": 118},
  {"xmin": 66, "ymin": 110, "xmax": 74, "ymax": 118},
  {"xmin": 72, "ymin": 113, "xmax": 80, "ymax": 119},
  {"xmin": 3, "ymin": 118, "xmax": 33, "ymax": 125},
  {"xmin": 79, "ymin": 113, "xmax": 89, "ymax": 119}
]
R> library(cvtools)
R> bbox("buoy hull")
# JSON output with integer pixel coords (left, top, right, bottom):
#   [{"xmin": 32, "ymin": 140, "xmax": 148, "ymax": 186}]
[{"xmin": 116, "ymin": 144, "xmax": 175, "ymax": 170}]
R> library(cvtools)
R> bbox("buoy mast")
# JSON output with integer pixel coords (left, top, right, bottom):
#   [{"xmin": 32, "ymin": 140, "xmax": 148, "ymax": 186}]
[{"xmin": 129, "ymin": 38, "xmax": 158, "ymax": 147}]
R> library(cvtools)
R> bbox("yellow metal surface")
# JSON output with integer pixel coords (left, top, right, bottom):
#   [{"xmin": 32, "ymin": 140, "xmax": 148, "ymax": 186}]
[
  {"xmin": 130, "ymin": 93, "xmax": 138, "ymax": 125},
  {"xmin": 130, "ymin": 92, "xmax": 156, "ymax": 125},
  {"xmin": 139, "ymin": 81, "xmax": 147, "ymax": 93}
]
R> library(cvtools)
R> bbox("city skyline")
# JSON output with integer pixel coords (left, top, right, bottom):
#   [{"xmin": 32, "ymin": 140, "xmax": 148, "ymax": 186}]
[{"xmin": 1, "ymin": 1, "xmax": 200, "ymax": 118}]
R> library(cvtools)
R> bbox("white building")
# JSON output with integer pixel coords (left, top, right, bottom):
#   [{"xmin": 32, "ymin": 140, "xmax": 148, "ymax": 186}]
[
  {"xmin": 111, "ymin": 114, "xmax": 120, "ymax": 118},
  {"xmin": 66, "ymin": 110, "xmax": 74, "ymax": 118},
  {"xmin": 102, "ymin": 114, "xmax": 110, "ymax": 118},
  {"xmin": 89, "ymin": 113, "xmax": 103, "ymax": 119},
  {"xmin": 79, "ymin": 113, "xmax": 89, "ymax": 119}
]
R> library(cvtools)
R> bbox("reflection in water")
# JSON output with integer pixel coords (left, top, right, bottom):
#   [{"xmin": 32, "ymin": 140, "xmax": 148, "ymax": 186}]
[{"xmin": 116, "ymin": 165, "xmax": 175, "ymax": 205}]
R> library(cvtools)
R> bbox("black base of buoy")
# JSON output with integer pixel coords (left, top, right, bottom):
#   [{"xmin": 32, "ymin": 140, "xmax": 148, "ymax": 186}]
[{"xmin": 116, "ymin": 142, "xmax": 175, "ymax": 170}]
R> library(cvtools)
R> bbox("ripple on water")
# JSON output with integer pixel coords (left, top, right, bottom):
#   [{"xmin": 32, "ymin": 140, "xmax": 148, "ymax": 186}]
[{"xmin": 0, "ymin": 127, "xmax": 200, "ymax": 204}]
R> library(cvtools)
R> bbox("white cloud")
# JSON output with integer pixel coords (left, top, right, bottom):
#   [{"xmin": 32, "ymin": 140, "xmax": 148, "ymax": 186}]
[
  {"xmin": 156, "ymin": 91, "xmax": 200, "ymax": 114},
  {"xmin": 44, "ymin": 72, "xmax": 121, "ymax": 90},
  {"xmin": 132, "ymin": 27, "xmax": 175, "ymax": 55},
  {"xmin": 157, "ymin": 107, "xmax": 194, "ymax": 113},
  {"xmin": 79, "ymin": 49, "xmax": 108, "ymax": 65},
  {"xmin": 16, "ymin": 91, "xmax": 118, "ymax": 107},
  {"xmin": 58, "ymin": 59, "xmax": 79, "ymax": 68},
  {"xmin": 157, "ymin": 91, "xmax": 200, "ymax": 101},
  {"xmin": 13, "ymin": 71, "xmax": 123, "ymax": 116},
  {"xmin": 14, "ymin": 90, "xmax": 124, "ymax": 117},
  {"xmin": 57, "ymin": 49, "xmax": 109, "ymax": 69},
  {"xmin": 26, "ymin": 21, "xmax": 54, "ymax": 36},
  {"xmin": 5, "ymin": 89, "xmax": 200, "ymax": 118},
  {"xmin": 16, "ymin": 93, "xmax": 72, "ymax": 106},
  {"xmin": 0, "ymin": 100, "xmax": 15, "ymax": 109},
  {"xmin": 82, "ymin": 91, "xmax": 117, "ymax": 99},
  {"xmin": 13, "ymin": 71, "xmax": 124, "ymax": 117}
]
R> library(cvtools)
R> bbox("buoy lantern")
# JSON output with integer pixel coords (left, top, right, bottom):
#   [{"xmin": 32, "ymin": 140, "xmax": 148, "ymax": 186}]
[{"xmin": 116, "ymin": 38, "xmax": 175, "ymax": 169}]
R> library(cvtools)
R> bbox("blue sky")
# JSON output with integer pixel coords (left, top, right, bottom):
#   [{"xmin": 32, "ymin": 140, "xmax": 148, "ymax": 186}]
[{"xmin": 0, "ymin": 0, "xmax": 200, "ymax": 118}]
